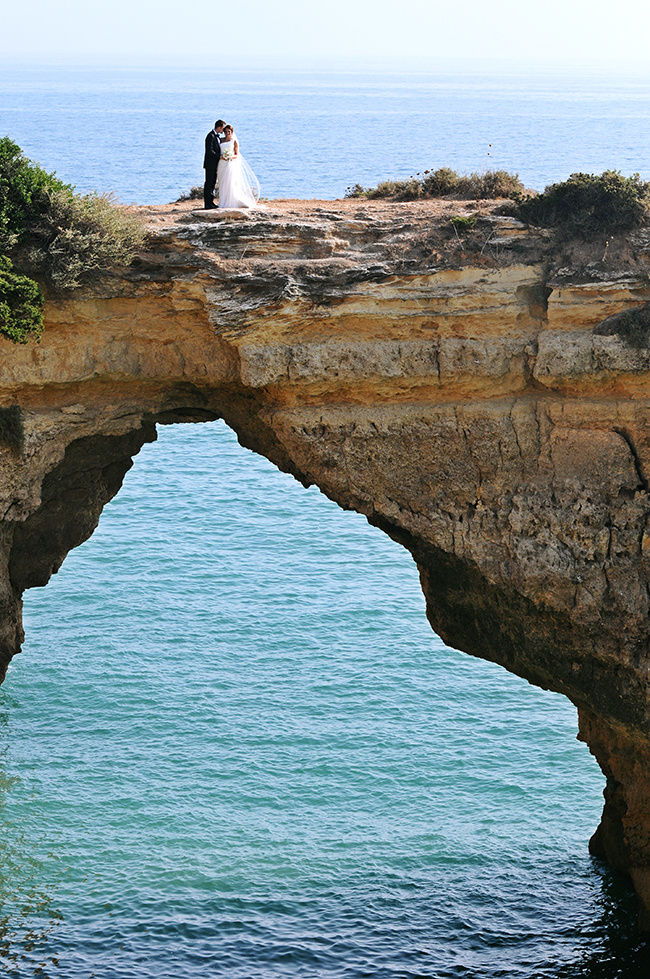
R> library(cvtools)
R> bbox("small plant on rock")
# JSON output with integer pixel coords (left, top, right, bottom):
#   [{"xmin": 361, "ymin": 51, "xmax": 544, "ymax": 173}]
[
  {"xmin": 177, "ymin": 185, "xmax": 204, "ymax": 202},
  {"xmin": 450, "ymin": 215, "xmax": 477, "ymax": 231},
  {"xmin": 0, "ymin": 137, "xmax": 69, "ymax": 251},
  {"xmin": 421, "ymin": 167, "xmax": 461, "ymax": 196},
  {"xmin": 346, "ymin": 167, "xmax": 525, "ymax": 201}
]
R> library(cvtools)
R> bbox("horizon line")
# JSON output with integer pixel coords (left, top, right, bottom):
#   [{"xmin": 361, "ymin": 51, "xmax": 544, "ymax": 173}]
[{"xmin": 3, "ymin": 53, "xmax": 650, "ymax": 77}]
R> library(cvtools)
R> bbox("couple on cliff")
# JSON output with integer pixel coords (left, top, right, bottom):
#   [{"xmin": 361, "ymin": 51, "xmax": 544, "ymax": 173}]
[{"xmin": 203, "ymin": 120, "xmax": 261, "ymax": 211}]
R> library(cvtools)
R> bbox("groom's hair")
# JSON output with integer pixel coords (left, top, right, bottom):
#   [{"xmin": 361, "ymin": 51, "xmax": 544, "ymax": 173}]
[{"xmin": 215, "ymin": 119, "xmax": 225, "ymax": 128}]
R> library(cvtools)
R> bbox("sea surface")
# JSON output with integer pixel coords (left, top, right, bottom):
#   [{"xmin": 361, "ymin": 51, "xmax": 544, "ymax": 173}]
[
  {"xmin": 1, "ymin": 63, "xmax": 650, "ymax": 977},
  {"xmin": 2, "ymin": 62, "xmax": 650, "ymax": 202}
]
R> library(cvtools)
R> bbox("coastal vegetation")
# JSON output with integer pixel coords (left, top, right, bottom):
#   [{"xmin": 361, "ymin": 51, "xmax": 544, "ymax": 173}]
[
  {"xmin": 449, "ymin": 215, "xmax": 477, "ymax": 231},
  {"xmin": 515, "ymin": 170, "xmax": 650, "ymax": 232},
  {"xmin": 177, "ymin": 185, "xmax": 203, "ymax": 202},
  {"xmin": 348, "ymin": 167, "xmax": 650, "ymax": 236},
  {"xmin": 346, "ymin": 167, "xmax": 526, "ymax": 201},
  {"xmin": 0, "ymin": 256, "xmax": 44, "ymax": 344},
  {"xmin": 0, "ymin": 137, "xmax": 145, "ymax": 343}
]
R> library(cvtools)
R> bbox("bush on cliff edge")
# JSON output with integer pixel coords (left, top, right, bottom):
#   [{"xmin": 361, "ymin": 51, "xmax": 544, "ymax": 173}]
[
  {"xmin": 23, "ymin": 187, "xmax": 146, "ymax": 291},
  {"xmin": 516, "ymin": 170, "xmax": 650, "ymax": 232},
  {"xmin": 346, "ymin": 168, "xmax": 525, "ymax": 201},
  {"xmin": 0, "ymin": 137, "xmax": 145, "ymax": 343}
]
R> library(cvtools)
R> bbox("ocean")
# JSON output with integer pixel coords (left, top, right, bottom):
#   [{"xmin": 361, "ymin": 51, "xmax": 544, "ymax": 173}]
[
  {"xmin": 1, "ymin": 63, "xmax": 650, "ymax": 977},
  {"xmin": 2, "ymin": 62, "xmax": 650, "ymax": 203}
]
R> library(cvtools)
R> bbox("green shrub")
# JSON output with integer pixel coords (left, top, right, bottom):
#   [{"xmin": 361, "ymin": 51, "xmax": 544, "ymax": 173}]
[
  {"xmin": 0, "ymin": 256, "xmax": 43, "ymax": 344},
  {"xmin": 471, "ymin": 169, "xmax": 524, "ymax": 199},
  {"xmin": 0, "ymin": 138, "xmax": 146, "ymax": 342},
  {"xmin": 450, "ymin": 215, "xmax": 477, "ymax": 230},
  {"xmin": 346, "ymin": 178, "xmax": 423, "ymax": 200},
  {"xmin": 346, "ymin": 167, "xmax": 525, "ymax": 201},
  {"xmin": 25, "ymin": 188, "xmax": 145, "ymax": 290},
  {"xmin": 517, "ymin": 171, "xmax": 650, "ymax": 232},
  {"xmin": 177, "ymin": 185, "xmax": 204, "ymax": 202},
  {"xmin": 367, "ymin": 178, "xmax": 423, "ymax": 200},
  {"xmin": 1, "ymin": 137, "xmax": 145, "ymax": 291},
  {"xmin": 0, "ymin": 137, "xmax": 69, "ymax": 251},
  {"xmin": 422, "ymin": 167, "xmax": 460, "ymax": 196}
]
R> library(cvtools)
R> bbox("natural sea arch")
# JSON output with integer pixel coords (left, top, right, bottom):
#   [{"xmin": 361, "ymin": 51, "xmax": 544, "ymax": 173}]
[
  {"xmin": 4, "ymin": 199, "xmax": 650, "ymax": 942},
  {"xmin": 3, "ymin": 418, "xmax": 641, "ymax": 973}
]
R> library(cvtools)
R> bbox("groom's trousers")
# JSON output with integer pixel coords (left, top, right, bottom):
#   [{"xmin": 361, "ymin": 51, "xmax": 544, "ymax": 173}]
[{"xmin": 204, "ymin": 162, "xmax": 218, "ymax": 209}]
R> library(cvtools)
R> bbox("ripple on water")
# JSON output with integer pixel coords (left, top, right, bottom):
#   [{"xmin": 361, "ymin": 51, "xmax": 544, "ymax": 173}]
[{"xmin": 0, "ymin": 421, "xmax": 648, "ymax": 976}]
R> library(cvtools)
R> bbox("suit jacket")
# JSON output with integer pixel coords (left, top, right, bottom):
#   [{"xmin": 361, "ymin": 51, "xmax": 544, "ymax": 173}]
[{"xmin": 203, "ymin": 130, "xmax": 221, "ymax": 170}]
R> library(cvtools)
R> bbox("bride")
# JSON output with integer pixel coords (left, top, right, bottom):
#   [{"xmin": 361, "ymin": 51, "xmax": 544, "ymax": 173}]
[{"xmin": 217, "ymin": 125, "xmax": 261, "ymax": 209}]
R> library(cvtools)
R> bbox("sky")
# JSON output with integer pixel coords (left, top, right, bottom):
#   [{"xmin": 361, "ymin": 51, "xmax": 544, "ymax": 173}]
[{"xmin": 2, "ymin": 0, "xmax": 650, "ymax": 67}]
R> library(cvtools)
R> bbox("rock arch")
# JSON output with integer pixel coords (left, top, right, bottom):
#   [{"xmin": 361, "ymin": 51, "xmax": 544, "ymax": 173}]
[{"xmin": 3, "ymin": 198, "xmax": 650, "ymax": 925}]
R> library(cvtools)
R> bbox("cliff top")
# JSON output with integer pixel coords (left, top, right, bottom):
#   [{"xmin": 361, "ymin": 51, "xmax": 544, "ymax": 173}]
[{"xmin": 122, "ymin": 196, "xmax": 650, "ymax": 283}]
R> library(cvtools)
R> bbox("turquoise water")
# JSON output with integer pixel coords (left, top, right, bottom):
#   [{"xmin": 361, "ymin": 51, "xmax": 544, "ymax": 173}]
[
  {"xmin": 2, "ymin": 63, "xmax": 650, "ymax": 975},
  {"xmin": 1, "ymin": 423, "xmax": 647, "ymax": 976}
]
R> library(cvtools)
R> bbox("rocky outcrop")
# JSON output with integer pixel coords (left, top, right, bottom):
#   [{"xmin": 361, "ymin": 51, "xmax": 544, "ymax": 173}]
[{"xmin": 3, "ymin": 197, "xmax": 650, "ymax": 924}]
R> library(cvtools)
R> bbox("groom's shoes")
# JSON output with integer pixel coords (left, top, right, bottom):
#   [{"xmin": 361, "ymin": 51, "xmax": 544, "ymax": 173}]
[{"xmin": 205, "ymin": 203, "xmax": 217, "ymax": 210}]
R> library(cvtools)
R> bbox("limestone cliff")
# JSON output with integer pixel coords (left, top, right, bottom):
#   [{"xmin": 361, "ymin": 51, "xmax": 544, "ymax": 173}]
[{"xmin": 3, "ymin": 196, "xmax": 650, "ymax": 925}]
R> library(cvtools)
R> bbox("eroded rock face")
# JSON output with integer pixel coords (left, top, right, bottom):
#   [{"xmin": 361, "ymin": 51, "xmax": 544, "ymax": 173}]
[{"xmin": 3, "ymin": 197, "xmax": 650, "ymax": 924}]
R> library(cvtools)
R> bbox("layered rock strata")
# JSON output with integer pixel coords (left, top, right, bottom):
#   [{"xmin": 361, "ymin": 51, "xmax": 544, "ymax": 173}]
[{"xmin": 3, "ymin": 197, "xmax": 650, "ymax": 924}]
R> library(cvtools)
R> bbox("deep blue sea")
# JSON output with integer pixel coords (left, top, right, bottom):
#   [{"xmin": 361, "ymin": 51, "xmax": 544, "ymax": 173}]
[
  {"xmin": 1, "ymin": 64, "xmax": 650, "ymax": 977},
  {"xmin": 2, "ymin": 62, "xmax": 650, "ymax": 202}
]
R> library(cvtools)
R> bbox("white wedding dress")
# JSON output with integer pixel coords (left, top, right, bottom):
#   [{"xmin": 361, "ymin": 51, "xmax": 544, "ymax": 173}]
[{"xmin": 217, "ymin": 135, "xmax": 261, "ymax": 209}]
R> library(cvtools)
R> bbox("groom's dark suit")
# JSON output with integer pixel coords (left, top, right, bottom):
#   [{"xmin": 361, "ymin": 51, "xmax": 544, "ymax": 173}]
[{"xmin": 203, "ymin": 129, "xmax": 221, "ymax": 209}]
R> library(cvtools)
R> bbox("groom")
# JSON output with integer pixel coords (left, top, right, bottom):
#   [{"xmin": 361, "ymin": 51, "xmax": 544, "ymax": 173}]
[{"xmin": 203, "ymin": 119, "xmax": 225, "ymax": 210}]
